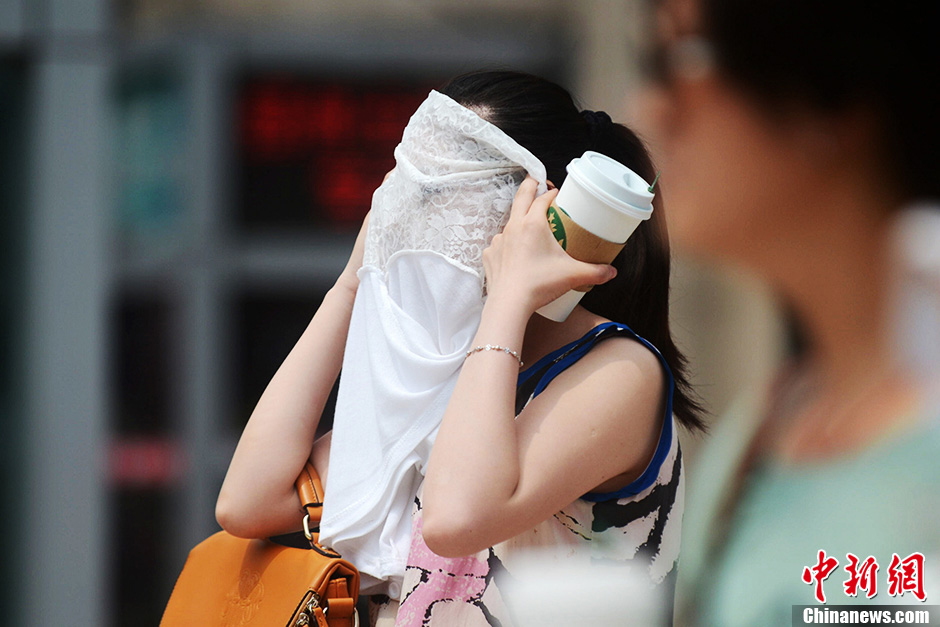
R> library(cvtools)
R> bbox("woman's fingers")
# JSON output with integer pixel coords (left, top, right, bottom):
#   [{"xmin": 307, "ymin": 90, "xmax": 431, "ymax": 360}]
[
  {"xmin": 524, "ymin": 187, "xmax": 559, "ymax": 226},
  {"xmin": 508, "ymin": 176, "xmax": 541, "ymax": 224},
  {"xmin": 490, "ymin": 177, "xmax": 616, "ymax": 311},
  {"xmin": 569, "ymin": 260, "xmax": 617, "ymax": 288}
]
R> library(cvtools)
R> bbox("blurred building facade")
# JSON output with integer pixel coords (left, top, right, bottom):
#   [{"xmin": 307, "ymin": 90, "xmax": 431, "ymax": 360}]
[{"xmin": 2, "ymin": 0, "xmax": 783, "ymax": 624}]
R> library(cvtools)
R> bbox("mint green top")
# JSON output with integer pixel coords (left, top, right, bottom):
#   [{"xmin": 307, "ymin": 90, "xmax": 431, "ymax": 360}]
[{"xmin": 684, "ymin": 401, "xmax": 940, "ymax": 626}]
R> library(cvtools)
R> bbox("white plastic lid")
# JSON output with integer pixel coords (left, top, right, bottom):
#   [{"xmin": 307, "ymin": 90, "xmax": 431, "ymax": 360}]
[{"xmin": 566, "ymin": 151, "xmax": 655, "ymax": 220}]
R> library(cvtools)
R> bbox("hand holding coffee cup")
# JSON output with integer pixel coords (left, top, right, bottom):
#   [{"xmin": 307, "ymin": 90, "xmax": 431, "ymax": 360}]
[
  {"xmin": 482, "ymin": 177, "xmax": 615, "ymax": 315},
  {"xmin": 537, "ymin": 151, "xmax": 656, "ymax": 322}
]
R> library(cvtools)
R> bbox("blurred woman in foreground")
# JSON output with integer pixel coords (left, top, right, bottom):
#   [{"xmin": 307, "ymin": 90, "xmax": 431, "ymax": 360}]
[{"xmin": 642, "ymin": 0, "xmax": 940, "ymax": 624}]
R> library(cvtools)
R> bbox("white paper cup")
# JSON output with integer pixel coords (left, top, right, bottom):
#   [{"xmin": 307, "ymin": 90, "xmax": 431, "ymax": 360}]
[{"xmin": 537, "ymin": 151, "xmax": 655, "ymax": 322}]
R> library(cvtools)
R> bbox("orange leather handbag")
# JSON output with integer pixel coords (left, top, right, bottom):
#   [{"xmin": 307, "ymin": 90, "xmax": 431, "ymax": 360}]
[{"xmin": 161, "ymin": 463, "xmax": 360, "ymax": 627}]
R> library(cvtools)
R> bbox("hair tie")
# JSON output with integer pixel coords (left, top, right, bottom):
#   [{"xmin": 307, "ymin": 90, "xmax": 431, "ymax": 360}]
[{"xmin": 582, "ymin": 109, "xmax": 613, "ymax": 143}]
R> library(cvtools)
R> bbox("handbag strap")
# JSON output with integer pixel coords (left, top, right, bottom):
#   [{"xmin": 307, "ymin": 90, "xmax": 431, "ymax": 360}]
[
  {"xmin": 295, "ymin": 462, "xmax": 325, "ymax": 536},
  {"xmin": 293, "ymin": 462, "xmax": 360, "ymax": 625}
]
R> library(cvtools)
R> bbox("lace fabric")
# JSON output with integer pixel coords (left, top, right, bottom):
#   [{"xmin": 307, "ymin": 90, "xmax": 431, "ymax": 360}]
[
  {"xmin": 320, "ymin": 90, "xmax": 548, "ymax": 598},
  {"xmin": 363, "ymin": 90, "xmax": 547, "ymax": 279}
]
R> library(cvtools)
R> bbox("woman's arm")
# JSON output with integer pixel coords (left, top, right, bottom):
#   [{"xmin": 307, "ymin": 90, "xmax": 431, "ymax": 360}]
[
  {"xmin": 421, "ymin": 179, "xmax": 666, "ymax": 557},
  {"xmin": 215, "ymin": 213, "xmax": 369, "ymax": 538}
]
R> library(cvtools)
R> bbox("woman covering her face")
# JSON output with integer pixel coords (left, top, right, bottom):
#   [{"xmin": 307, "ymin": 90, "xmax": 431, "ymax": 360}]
[
  {"xmin": 642, "ymin": 0, "xmax": 940, "ymax": 624},
  {"xmin": 216, "ymin": 70, "xmax": 704, "ymax": 626}
]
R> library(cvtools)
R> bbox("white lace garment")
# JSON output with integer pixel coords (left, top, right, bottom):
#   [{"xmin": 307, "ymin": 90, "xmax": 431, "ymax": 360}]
[{"xmin": 319, "ymin": 90, "xmax": 547, "ymax": 598}]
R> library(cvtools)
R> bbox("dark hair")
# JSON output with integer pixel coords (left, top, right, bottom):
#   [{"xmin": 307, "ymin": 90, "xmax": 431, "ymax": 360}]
[
  {"xmin": 440, "ymin": 70, "xmax": 706, "ymax": 433},
  {"xmin": 698, "ymin": 0, "xmax": 940, "ymax": 202}
]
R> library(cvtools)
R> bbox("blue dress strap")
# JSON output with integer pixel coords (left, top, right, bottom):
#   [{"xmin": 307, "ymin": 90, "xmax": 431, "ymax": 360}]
[{"xmin": 514, "ymin": 321, "xmax": 676, "ymax": 501}]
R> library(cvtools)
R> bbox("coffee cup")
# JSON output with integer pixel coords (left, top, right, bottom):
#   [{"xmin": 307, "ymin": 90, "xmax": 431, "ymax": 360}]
[{"xmin": 537, "ymin": 150, "xmax": 655, "ymax": 322}]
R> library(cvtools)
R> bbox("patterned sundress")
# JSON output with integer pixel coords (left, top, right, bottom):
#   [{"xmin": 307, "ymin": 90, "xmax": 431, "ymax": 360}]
[{"xmin": 371, "ymin": 321, "xmax": 685, "ymax": 626}]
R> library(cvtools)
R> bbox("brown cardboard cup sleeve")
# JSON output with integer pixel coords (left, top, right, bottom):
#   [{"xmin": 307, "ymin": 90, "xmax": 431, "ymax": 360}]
[{"xmin": 548, "ymin": 202, "xmax": 625, "ymax": 292}]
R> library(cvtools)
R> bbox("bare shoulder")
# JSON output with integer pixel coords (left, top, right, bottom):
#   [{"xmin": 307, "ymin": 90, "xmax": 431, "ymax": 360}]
[
  {"xmin": 582, "ymin": 335, "xmax": 664, "ymax": 421},
  {"xmin": 552, "ymin": 332, "xmax": 667, "ymax": 405},
  {"xmin": 518, "ymin": 331, "xmax": 668, "ymax": 486},
  {"xmin": 516, "ymin": 331, "xmax": 667, "ymax": 467},
  {"xmin": 584, "ymin": 333, "xmax": 665, "ymax": 380}
]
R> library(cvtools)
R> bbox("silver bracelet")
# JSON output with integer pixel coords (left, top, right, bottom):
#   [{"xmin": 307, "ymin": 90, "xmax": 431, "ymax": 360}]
[{"xmin": 465, "ymin": 344, "xmax": 524, "ymax": 368}]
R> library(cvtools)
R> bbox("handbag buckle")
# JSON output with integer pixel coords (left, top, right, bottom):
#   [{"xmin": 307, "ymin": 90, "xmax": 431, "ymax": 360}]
[
  {"xmin": 303, "ymin": 514, "xmax": 337, "ymax": 554},
  {"xmin": 303, "ymin": 514, "xmax": 314, "ymax": 541}
]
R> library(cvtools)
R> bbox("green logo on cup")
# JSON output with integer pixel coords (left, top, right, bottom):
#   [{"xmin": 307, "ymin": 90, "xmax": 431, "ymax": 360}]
[{"xmin": 547, "ymin": 203, "xmax": 568, "ymax": 251}]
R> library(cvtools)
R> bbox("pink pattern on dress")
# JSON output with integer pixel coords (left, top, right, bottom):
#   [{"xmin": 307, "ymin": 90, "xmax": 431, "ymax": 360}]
[{"xmin": 394, "ymin": 510, "xmax": 492, "ymax": 626}]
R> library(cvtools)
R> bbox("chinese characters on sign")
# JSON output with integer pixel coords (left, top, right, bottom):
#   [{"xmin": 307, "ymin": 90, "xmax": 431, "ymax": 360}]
[{"xmin": 802, "ymin": 551, "xmax": 926, "ymax": 604}]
